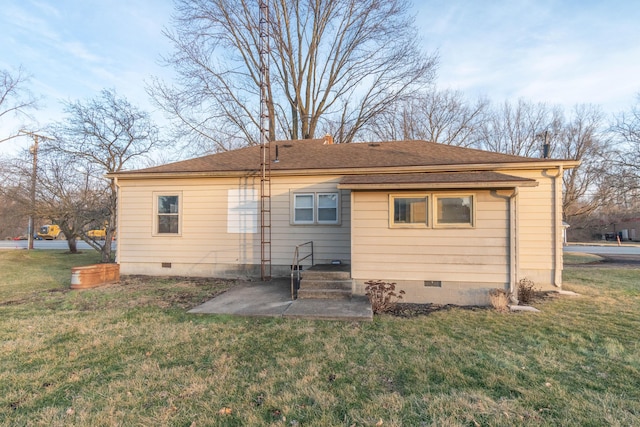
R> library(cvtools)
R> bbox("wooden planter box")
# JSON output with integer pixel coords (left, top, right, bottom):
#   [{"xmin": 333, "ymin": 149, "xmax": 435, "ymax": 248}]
[{"xmin": 70, "ymin": 263, "xmax": 120, "ymax": 289}]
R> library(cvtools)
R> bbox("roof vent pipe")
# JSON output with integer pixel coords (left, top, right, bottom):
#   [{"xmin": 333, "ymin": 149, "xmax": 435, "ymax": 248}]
[{"xmin": 323, "ymin": 134, "xmax": 334, "ymax": 145}]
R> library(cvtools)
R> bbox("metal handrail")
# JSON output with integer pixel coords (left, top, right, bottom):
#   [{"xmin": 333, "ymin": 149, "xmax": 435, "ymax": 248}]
[{"xmin": 291, "ymin": 241, "xmax": 313, "ymax": 299}]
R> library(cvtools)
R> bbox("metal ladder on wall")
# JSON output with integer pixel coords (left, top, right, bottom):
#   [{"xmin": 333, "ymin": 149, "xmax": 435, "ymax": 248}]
[{"xmin": 259, "ymin": 0, "xmax": 271, "ymax": 281}]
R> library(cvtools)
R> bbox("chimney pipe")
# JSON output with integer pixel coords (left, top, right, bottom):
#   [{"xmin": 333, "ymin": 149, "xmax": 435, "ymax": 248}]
[{"xmin": 542, "ymin": 131, "xmax": 550, "ymax": 159}]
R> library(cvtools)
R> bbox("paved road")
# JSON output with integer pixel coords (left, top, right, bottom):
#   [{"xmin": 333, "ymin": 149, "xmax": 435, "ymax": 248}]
[
  {"xmin": 564, "ymin": 245, "xmax": 640, "ymax": 255},
  {"xmin": 565, "ymin": 244, "xmax": 640, "ymax": 266},
  {"xmin": 0, "ymin": 239, "xmax": 114, "ymax": 251}
]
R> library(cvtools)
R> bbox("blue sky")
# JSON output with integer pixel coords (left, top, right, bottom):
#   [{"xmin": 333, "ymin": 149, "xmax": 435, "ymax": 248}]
[
  {"xmin": 1, "ymin": 0, "xmax": 639, "ymax": 154},
  {"xmin": 417, "ymin": 0, "xmax": 640, "ymax": 110}
]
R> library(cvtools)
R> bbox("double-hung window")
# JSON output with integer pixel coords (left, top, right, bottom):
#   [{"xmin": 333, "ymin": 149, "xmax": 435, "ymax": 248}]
[
  {"xmin": 292, "ymin": 192, "xmax": 340, "ymax": 225},
  {"xmin": 293, "ymin": 194, "xmax": 315, "ymax": 224},
  {"xmin": 317, "ymin": 193, "xmax": 338, "ymax": 223},
  {"xmin": 155, "ymin": 193, "xmax": 181, "ymax": 235}
]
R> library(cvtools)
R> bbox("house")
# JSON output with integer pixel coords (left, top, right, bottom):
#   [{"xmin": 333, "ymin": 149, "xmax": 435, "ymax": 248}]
[{"xmin": 109, "ymin": 137, "xmax": 578, "ymax": 305}]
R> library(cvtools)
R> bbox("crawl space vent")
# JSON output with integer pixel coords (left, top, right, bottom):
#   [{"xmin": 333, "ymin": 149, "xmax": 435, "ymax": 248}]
[{"xmin": 424, "ymin": 280, "xmax": 442, "ymax": 287}]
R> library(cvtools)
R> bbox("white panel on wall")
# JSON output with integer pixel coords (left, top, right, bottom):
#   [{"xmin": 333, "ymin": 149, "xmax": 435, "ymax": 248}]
[{"xmin": 227, "ymin": 189, "xmax": 257, "ymax": 233}]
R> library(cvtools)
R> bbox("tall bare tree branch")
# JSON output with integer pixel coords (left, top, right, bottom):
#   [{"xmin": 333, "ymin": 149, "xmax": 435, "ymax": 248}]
[
  {"xmin": 45, "ymin": 89, "xmax": 163, "ymax": 262},
  {"xmin": 369, "ymin": 88, "xmax": 488, "ymax": 146},
  {"xmin": 149, "ymin": 0, "xmax": 437, "ymax": 154},
  {"xmin": 0, "ymin": 66, "xmax": 39, "ymax": 143}
]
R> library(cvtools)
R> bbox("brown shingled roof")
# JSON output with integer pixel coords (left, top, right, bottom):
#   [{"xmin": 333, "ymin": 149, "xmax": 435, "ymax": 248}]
[
  {"xmin": 113, "ymin": 139, "xmax": 572, "ymax": 177},
  {"xmin": 338, "ymin": 171, "xmax": 538, "ymax": 190}
]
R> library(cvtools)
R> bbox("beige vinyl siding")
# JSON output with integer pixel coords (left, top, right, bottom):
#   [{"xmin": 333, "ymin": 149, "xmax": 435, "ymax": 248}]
[
  {"xmin": 350, "ymin": 190, "xmax": 510, "ymax": 286},
  {"xmin": 270, "ymin": 175, "xmax": 351, "ymax": 263},
  {"xmin": 502, "ymin": 168, "xmax": 560, "ymax": 288},
  {"xmin": 116, "ymin": 175, "xmax": 350, "ymax": 277}
]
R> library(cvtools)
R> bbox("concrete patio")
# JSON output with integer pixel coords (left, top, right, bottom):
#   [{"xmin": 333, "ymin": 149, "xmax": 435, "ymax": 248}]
[{"xmin": 188, "ymin": 278, "xmax": 373, "ymax": 321}]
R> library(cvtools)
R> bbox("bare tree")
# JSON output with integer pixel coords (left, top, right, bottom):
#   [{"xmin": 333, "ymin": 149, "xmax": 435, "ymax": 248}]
[
  {"xmin": 47, "ymin": 89, "xmax": 162, "ymax": 262},
  {"xmin": 476, "ymin": 99, "xmax": 563, "ymax": 157},
  {"xmin": 611, "ymin": 94, "xmax": 640, "ymax": 191},
  {"xmin": 471, "ymin": 100, "xmax": 610, "ymax": 222},
  {"xmin": 0, "ymin": 66, "xmax": 38, "ymax": 143},
  {"xmin": 0, "ymin": 195, "xmax": 25, "ymax": 239},
  {"xmin": 0, "ymin": 158, "xmax": 29, "ymax": 239},
  {"xmin": 1, "ymin": 149, "xmax": 109, "ymax": 253},
  {"xmin": 369, "ymin": 88, "xmax": 488, "ymax": 146},
  {"xmin": 557, "ymin": 105, "xmax": 610, "ymax": 220},
  {"xmin": 35, "ymin": 156, "xmax": 110, "ymax": 253},
  {"xmin": 150, "ymin": 0, "xmax": 437, "ymax": 153}
]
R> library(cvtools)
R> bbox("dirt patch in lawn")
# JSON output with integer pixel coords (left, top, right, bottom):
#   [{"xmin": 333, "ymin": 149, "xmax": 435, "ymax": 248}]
[
  {"xmin": 387, "ymin": 303, "xmax": 484, "ymax": 317},
  {"xmin": 115, "ymin": 275, "xmax": 235, "ymax": 309},
  {"xmin": 384, "ymin": 290, "xmax": 557, "ymax": 317}
]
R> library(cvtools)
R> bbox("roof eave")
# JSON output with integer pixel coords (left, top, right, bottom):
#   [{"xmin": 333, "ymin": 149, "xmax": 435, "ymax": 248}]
[
  {"xmin": 337, "ymin": 181, "xmax": 539, "ymax": 190},
  {"xmin": 108, "ymin": 159, "xmax": 580, "ymax": 180}
]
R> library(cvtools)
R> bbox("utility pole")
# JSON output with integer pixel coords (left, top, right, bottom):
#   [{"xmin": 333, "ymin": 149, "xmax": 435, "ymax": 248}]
[{"xmin": 19, "ymin": 130, "xmax": 51, "ymax": 250}]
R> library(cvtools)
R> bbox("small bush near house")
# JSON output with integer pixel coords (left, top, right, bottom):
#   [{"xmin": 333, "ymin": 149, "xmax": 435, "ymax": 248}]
[
  {"xmin": 364, "ymin": 280, "xmax": 405, "ymax": 314},
  {"xmin": 517, "ymin": 277, "xmax": 538, "ymax": 304},
  {"xmin": 489, "ymin": 288, "xmax": 510, "ymax": 311}
]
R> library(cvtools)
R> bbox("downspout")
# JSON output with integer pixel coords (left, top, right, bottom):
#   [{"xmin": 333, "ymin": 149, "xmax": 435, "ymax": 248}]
[
  {"xmin": 543, "ymin": 166, "xmax": 564, "ymax": 288},
  {"xmin": 349, "ymin": 190, "xmax": 355, "ymax": 295},
  {"xmin": 509, "ymin": 188, "xmax": 519, "ymax": 301},
  {"xmin": 554, "ymin": 165, "xmax": 564, "ymax": 287},
  {"xmin": 114, "ymin": 176, "xmax": 120, "ymax": 264},
  {"xmin": 491, "ymin": 189, "xmax": 519, "ymax": 302}
]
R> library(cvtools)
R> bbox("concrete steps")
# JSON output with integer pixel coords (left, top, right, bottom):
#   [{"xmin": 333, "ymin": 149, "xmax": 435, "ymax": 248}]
[{"xmin": 297, "ymin": 264, "xmax": 353, "ymax": 300}]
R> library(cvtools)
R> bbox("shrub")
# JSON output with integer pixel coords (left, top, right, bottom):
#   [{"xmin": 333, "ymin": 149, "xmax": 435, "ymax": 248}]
[
  {"xmin": 489, "ymin": 288, "xmax": 510, "ymax": 311},
  {"xmin": 364, "ymin": 280, "xmax": 405, "ymax": 314},
  {"xmin": 517, "ymin": 278, "xmax": 538, "ymax": 304}
]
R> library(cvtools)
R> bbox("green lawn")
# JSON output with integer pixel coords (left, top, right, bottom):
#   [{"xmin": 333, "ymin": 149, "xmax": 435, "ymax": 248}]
[
  {"xmin": 562, "ymin": 251, "xmax": 604, "ymax": 265},
  {"xmin": 1, "ymin": 250, "xmax": 639, "ymax": 426}
]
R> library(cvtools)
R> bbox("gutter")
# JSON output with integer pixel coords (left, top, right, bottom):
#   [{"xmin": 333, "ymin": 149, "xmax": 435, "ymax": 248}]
[
  {"xmin": 337, "ymin": 181, "xmax": 538, "ymax": 190},
  {"xmin": 107, "ymin": 160, "xmax": 581, "ymax": 180}
]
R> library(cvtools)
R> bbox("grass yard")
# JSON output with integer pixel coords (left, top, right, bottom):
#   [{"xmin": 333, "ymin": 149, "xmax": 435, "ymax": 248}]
[
  {"xmin": 1, "ymin": 251, "xmax": 639, "ymax": 426},
  {"xmin": 562, "ymin": 251, "xmax": 604, "ymax": 265}
]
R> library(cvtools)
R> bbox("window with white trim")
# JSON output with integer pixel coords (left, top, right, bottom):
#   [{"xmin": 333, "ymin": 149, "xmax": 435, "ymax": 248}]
[
  {"xmin": 292, "ymin": 192, "xmax": 340, "ymax": 225},
  {"xmin": 155, "ymin": 194, "xmax": 181, "ymax": 235},
  {"xmin": 435, "ymin": 195, "xmax": 474, "ymax": 227},
  {"xmin": 293, "ymin": 193, "xmax": 315, "ymax": 223},
  {"xmin": 317, "ymin": 193, "xmax": 338, "ymax": 223}
]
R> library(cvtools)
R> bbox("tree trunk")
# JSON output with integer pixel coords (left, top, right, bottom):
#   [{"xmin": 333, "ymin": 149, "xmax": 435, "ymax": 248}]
[
  {"xmin": 67, "ymin": 237, "xmax": 78, "ymax": 253},
  {"xmin": 100, "ymin": 180, "xmax": 117, "ymax": 263}
]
